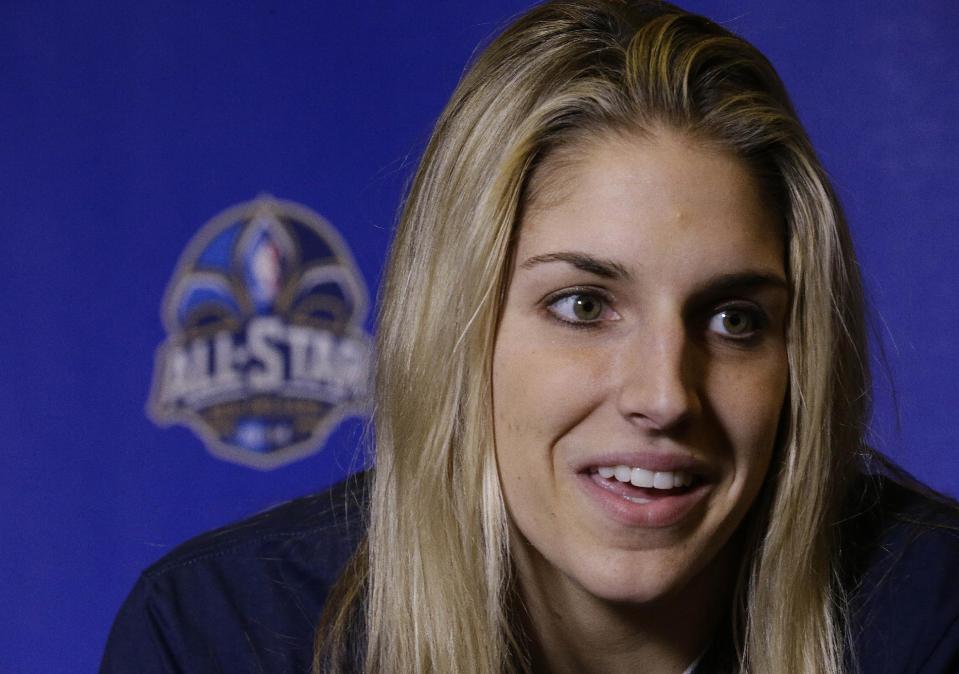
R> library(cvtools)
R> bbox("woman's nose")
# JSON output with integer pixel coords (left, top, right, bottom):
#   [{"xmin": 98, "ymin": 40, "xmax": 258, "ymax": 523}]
[{"xmin": 614, "ymin": 321, "xmax": 702, "ymax": 433}]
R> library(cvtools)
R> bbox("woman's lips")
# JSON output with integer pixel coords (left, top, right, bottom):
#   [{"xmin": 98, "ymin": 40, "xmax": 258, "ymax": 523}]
[
  {"xmin": 577, "ymin": 469, "xmax": 711, "ymax": 528},
  {"xmin": 569, "ymin": 451, "xmax": 713, "ymax": 479}
]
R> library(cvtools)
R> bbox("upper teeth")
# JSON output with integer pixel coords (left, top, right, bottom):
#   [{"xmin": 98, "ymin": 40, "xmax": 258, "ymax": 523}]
[{"xmin": 597, "ymin": 465, "xmax": 694, "ymax": 489}]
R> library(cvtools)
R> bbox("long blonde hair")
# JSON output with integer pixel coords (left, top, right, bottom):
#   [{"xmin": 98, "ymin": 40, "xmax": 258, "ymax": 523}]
[{"xmin": 317, "ymin": 2, "xmax": 869, "ymax": 672}]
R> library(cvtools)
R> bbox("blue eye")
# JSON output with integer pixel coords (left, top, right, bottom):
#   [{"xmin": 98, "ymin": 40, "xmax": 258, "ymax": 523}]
[
  {"xmin": 547, "ymin": 292, "xmax": 614, "ymax": 325},
  {"xmin": 708, "ymin": 307, "xmax": 760, "ymax": 338}
]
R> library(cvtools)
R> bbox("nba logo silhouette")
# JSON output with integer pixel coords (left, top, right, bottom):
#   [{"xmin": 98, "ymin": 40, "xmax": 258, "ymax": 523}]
[{"xmin": 148, "ymin": 195, "xmax": 371, "ymax": 469}]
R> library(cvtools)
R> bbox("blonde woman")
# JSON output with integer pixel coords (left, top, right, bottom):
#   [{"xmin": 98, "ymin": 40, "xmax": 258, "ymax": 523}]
[{"xmin": 102, "ymin": 2, "xmax": 959, "ymax": 673}]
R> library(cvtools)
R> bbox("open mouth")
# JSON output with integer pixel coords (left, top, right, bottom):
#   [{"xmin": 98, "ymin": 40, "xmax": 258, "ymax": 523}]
[{"xmin": 588, "ymin": 465, "xmax": 702, "ymax": 504}]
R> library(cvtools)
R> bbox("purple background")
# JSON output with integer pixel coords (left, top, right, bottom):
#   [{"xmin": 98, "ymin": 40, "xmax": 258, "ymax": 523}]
[{"xmin": 2, "ymin": 1, "xmax": 956, "ymax": 671}]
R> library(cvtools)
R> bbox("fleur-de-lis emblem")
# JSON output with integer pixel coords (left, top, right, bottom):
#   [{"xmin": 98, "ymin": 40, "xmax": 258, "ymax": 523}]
[{"xmin": 148, "ymin": 195, "xmax": 372, "ymax": 469}]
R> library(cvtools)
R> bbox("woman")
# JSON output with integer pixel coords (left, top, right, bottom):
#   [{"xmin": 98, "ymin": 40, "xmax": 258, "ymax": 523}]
[{"xmin": 102, "ymin": 2, "xmax": 959, "ymax": 673}]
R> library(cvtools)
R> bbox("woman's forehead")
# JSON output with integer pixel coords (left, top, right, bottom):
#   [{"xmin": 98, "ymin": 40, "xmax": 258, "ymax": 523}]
[
  {"xmin": 523, "ymin": 125, "xmax": 769, "ymax": 215},
  {"xmin": 516, "ymin": 128, "xmax": 784, "ymax": 273}
]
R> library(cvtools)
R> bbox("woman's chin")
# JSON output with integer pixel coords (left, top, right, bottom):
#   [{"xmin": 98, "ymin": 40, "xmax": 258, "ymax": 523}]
[
  {"xmin": 572, "ymin": 565, "xmax": 691, "ymax": 608},
  {"xmin": 554, "ymin": 538, "xmax": 737, "ymax": 613}
]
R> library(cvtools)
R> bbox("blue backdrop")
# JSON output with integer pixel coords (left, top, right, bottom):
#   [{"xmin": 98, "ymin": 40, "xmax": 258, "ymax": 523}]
[{"xmin": 2, "ymin": 2, "xmax": 957, "ymax": 672}]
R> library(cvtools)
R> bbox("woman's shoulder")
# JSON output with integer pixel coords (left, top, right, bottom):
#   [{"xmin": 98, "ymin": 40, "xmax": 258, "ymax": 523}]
[
  {"xmin": 843, "ymin": 473, "xmax": 959, "ymax": 673},
  {"xmin": 99, "ymin": 471, "xmax": 369, "ymax": 674},
  {"xmin": 141, "ymin": 470, "xmax": 369, "ymax": 580}
]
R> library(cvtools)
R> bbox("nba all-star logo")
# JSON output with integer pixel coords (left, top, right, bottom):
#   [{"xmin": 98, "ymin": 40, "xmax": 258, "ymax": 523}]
[{"xmin": 148, "ymin": 195, "xmax": 371, "ymax": 469}]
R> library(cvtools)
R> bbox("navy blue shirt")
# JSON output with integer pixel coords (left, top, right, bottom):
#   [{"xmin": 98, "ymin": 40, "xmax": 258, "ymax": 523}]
[{"xmin": 100, "ymin": 474, "xmax": 959, "ymax": 673}]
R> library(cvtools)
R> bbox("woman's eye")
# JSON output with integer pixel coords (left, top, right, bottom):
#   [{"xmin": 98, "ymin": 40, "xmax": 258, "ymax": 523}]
[
  {"xmin": 546, "ymin": 292, "xmax": 615, "ymax": 325},
  {"xmin": 708, "ymin": 307, "xmax": 760, "ymax": 339}
]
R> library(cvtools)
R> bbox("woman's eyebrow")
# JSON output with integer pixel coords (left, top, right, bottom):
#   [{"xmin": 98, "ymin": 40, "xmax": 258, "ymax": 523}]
[
  {"xmin": 687, "ymin": 271, "xmax": 790, "ymax": 307},
  {"xmin": 519, "ymin": 251, "xmax": 630, "ymax": 279},
  {"xmin": 699, "ymin": 271, "xmax": 789, "ymax": 294}
]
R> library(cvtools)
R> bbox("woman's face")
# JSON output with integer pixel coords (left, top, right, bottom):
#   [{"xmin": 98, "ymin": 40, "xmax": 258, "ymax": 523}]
[{"xmin": 492, "ymin": 129, "xmax": 789, "ymax": 607}]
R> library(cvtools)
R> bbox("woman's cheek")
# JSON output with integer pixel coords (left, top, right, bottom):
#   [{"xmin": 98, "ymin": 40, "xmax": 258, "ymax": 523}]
[{"xmin": 706, "ymin": 352, "xmax": 788, "ymax": 474}]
